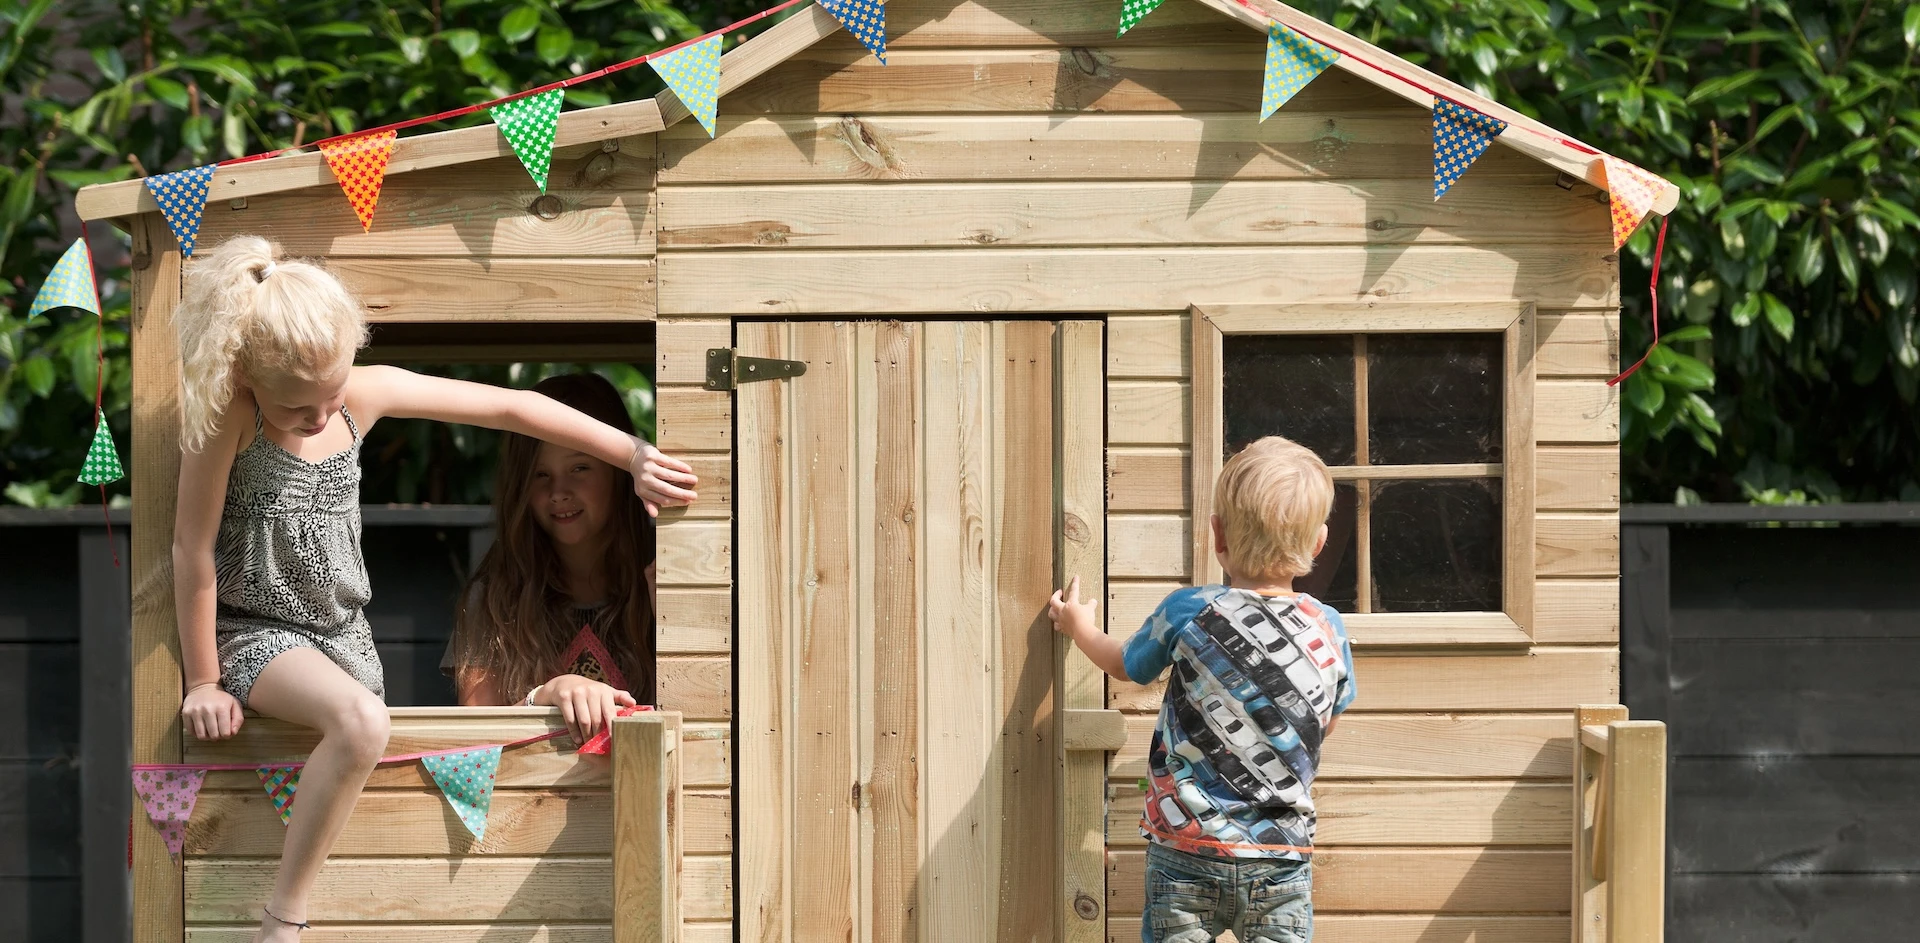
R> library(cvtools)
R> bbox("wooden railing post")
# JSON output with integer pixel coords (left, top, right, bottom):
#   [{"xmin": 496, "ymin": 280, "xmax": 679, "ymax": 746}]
[
  {"xmin": 1573, "ymin": 705, "xmax": 1627, "ymax": 943},
  {"xmin": 1572, "ymin": 706, "xmax": 1667, "ymax": 943},
  {"xmin": 613, "ymin": 711, "xmax": 683, "ymax": 943},
  {"xmin": 1606, "ymin": 721, "xmax": 1667, "ymax": 943}
]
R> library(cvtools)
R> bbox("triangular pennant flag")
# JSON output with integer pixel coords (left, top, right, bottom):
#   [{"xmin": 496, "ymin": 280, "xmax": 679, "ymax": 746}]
[
  {"xmin": 489, "ymin": 89, "xmax": 565, "ymax": 193},
  {"xmin": 422, "ymin": 746, "xmax": 502, "ymax": 840},
  {"xmin": 650, "ymin": 36, "xmax": 723, "ymax": 138},
  {"xmin": 79, "ymin": 413, "xmax": 123, "ymax": 486},
  {"xmin": 1432, "ymin": 97, "xmax": 1509, "ymax": 200},
  {"xmin": 817, "ymin": 0, "xmax": 887, "ymax": 62},
  {"xmin": 143, "ymin": 164, "xmax": 217, "ymax": 257},
  {"xmin": 1262, "ymin": 22, "xmax": 1340, "ymax": 121},
  {"xmin": 576, "ymin": 705, "xmax": 656, "ymax": 756},
  {"xmin": 1602, "ymin": 156, "xmax": 1666, "ymax": 249},
  {"xmin": 1118, "ymin": 0, "xmax": 1164, "ymax": 36},
  {"xmin": 319, "ymin": 130, "xmax": 397, "ymax": 232},
  {"xmin": 29, "ymin": 239, "xmax": 99, "ymax": 318},
  {"xmin": 132, "ymin": 768, "xmax": 206, "ymax": 859},
  {"xmin": 256, "ymin": 766, "xmax": 300, "ymax": 826}
]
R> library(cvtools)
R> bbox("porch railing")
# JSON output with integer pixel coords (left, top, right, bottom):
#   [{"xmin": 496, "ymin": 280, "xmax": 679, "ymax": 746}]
[{"xmin": 1572, "ymin": 705, "xmax": 1667, "ymax": 943}]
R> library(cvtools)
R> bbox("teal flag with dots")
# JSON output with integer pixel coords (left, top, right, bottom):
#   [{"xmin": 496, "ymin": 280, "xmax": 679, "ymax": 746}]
[
  {"xmin": 1432, "ymin": 97, "xmax": 1508, "ymax": 200},
  {"xmin": 422, "ymin": 746, "xmax": 502, "ymax": 840},
  {"xmin": 489, "ymin": 89, "xmax": 566, "ymax": 193},
  {"xmin": 29, "ymin": 239, "xmax": 98, "ymax": 318},
  {"xmin": 143, "ymin": 164, "xmax": 216, "ymax": 257},
  {"xmin": 1262, "ymin": 23, "xmax": 1340, "ymax": 121},
  {"xmin": 818, "ymin": 0, "xmax": 887, "ymax": 62},
  {"xmin": 78, "ymin": 414, "xmax": 123, "ymax": 486},
  {"xmin": 651, "ymin": 36, "xmax": 723, "ymax": 138},
  {"xmin": 1118, "ymin": 0, "xmax": 1163, "ymax": 36}
]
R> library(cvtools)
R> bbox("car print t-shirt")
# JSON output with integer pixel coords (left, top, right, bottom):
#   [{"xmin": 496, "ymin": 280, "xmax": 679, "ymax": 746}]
[{"xmin": 1121, "ymin": 585, "xmax": 1357, "ymax": 860}]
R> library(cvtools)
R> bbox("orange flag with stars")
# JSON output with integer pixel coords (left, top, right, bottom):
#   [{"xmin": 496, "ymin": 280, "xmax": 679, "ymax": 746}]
[
  {"xmin": 1602, "ymin": 156, "xmax": 1666, "ymax": 249},
  {"xmin": 320, "ymin": 130, "xmax": 398, "ymax": 232}
]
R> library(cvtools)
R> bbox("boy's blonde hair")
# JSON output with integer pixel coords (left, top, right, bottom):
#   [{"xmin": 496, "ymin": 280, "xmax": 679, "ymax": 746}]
[
  {"xmin": 175, "ymin": 236, "xmax": 368, "ymax": 452},
  {"xmin": 1214, "ymin": 436, "xmax": 1335, "ymax": 581}
]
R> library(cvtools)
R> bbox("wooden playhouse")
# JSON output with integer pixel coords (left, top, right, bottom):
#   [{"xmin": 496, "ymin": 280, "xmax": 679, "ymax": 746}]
[{"xmin": 77, "ymin": 0, "xmax": 1674, "ymax": 940}]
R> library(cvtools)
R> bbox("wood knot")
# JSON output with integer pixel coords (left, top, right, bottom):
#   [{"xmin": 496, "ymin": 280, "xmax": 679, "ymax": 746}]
[
  {"xmin": 1073, "ymin": 893, "xmax": 1101, "ymax": 921},
  {"xmin": 530, "ymin": 194, "xmax": 564, "ymax": 220},
  {"xmin": 1062, "ymin": 512, "xmax": 1090, "ymax": 543},
  {"xmin": 1067, "ymin": 47, "xmax": 1100, "ymax": 76},
  {"xmin": 130, "ymin": 250, "xmax": 153, "ymax": 271},
  {"xmin": 577, "ymin": 151, "xmax": 617, "ymax": 187}
]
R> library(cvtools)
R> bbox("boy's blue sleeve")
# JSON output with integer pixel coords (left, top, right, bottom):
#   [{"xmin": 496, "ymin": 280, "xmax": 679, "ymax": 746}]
[
  {"xmin": 1120, "ymin": 587, "xmax": 1216, "ymax": 685},
  {"xmin": 1327, "ymin": 607, "xmax": 1358, "ymax": 716}
]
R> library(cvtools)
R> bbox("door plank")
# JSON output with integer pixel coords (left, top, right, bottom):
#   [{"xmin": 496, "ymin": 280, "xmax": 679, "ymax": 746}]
[
  {"xmin": 736, "ymin": 321, "xmax": 789, "ymax": 943},
  {"xmin": 867, "ymin": 321, "xmax": 921, "ymax": 943}
]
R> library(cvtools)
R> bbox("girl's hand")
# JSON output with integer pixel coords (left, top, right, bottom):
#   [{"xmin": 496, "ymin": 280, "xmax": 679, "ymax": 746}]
[
  {"xmin": 628, "ymin": 440, "xmax": 699, "ymax": 517},
  {"xmin": 181, "ymin": 683, "xmax": 245, "ymax": 741},
  {"xmin": 540, "ymin": 674, "xmax": 638, "ymax": 744},
  {"xmin": 1049, "ymin": 575, "xmax": 1099, "ymax": 641}
]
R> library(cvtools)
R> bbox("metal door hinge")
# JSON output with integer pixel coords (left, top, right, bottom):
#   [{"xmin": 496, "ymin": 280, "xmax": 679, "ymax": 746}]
[{"xmin": 705, "ymin": 348, "xmax": 807, "ymax": 391}]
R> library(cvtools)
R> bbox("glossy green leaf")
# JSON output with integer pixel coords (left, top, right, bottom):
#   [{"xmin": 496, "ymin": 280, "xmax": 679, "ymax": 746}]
[
  {"xmin": 500, "ymin": 6, "xmax": 541, "ymax": 43},
  {"xmin": 1762, "ymin": 293, "xmax": 1794, "ymax": 340},
  {"xmin": 536, "ymin": 26, "xmax": 574, "ymax": 64},
  {"xmin": 441, "ymin": 28, "xmax": 481, "ymax": 58}
]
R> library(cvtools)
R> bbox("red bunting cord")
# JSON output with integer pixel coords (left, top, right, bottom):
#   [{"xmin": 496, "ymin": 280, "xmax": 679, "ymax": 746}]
[
  {"xmin": 1608, "ymin": 214, "xmax": 1668, "ymax": 387},
  {"xmin": 218, "ymin": 0, "xmax": 811, "ymax": 168},
  {"xmin": 77, "ymin": 219, "xmax": 119, "ymax": 568},
  {"xmin": 130, "ymin": 728, "xmax": 570, "ymax": 772},
  {"xmin": 1229, "ymin": 0, "xmax": 1603, "ymax": 157}
]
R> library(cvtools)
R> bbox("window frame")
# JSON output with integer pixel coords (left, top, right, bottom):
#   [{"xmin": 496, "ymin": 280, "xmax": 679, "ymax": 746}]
[{"xmin": 1189, "ymin": 302, "xmax": 1536, "ymax": 647}]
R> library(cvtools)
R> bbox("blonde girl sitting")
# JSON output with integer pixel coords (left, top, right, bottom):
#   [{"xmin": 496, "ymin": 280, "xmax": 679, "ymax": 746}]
[
  {"xmin": 172, "ymin": 236, "xmax": 698, "ymax": 943},
  {"xmin": 445, "ymin": 372, "xmax": 662, "ymax": 743}
]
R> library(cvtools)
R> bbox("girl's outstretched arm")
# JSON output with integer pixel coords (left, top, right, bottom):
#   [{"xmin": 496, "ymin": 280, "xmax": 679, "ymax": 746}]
[
  {"xmin": 350, "ymin": 365, "xmax": 698, "ymax": 514},
  {"xmin": 173, "ymin": 398, "xmax": 247, "ymax": 739}
]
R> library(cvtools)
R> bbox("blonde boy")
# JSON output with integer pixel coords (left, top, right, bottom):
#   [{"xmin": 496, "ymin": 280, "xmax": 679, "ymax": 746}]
[{"xmin": 1050, "ymin": 436, "xmax": 1356, "ymax": 943}]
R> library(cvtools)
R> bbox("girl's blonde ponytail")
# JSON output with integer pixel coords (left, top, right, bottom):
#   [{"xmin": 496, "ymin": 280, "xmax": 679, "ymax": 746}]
[{"xmin": 175, "ymin": 236, "xmax": 368, "ymax": 452}]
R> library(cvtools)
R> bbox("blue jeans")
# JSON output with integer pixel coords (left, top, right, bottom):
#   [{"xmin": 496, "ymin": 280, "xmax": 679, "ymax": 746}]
[{"xmin": 1142, "ymin": 843, "xmax": 1314, "ymax": 943}]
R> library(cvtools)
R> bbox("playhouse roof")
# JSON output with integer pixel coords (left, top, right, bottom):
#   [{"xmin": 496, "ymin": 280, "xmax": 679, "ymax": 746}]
[{"xmin": 75, "ymin": 0, "xmax": 1680, "ymax": 223}]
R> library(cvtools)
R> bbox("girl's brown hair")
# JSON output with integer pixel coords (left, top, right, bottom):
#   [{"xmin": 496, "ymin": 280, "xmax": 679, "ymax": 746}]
[{"xmin": 454, "ymin": 373, "xmax": 657, "ymax": 703}]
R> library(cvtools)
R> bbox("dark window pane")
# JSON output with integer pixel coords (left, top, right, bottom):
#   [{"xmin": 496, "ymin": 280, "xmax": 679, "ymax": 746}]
[
  {"xmin": 1294, "ymin": 483, "xmax": 1359, "ymax": 611},
  {"xmin": 1367, "ymin": 334, "xmax": 1503, "ymax": 464},
  {"xmin": 1370, "ymin": 478, "xmax": 1502, "ymax": 612},
  {"xmin": 1223, "ymin": 334, "xmax": 1355, "ymax": 464}
]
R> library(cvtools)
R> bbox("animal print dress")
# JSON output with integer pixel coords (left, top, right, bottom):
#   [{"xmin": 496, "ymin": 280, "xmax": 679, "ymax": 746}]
[{"xmin": 214, "ymin": 408, "xmax": 384, "ymax": 705}]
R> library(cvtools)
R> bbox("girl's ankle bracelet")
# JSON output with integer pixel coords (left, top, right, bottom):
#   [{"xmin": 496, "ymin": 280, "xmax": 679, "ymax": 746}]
[{"xmin": 262, "ymin": 907, "xmax": 310, "ymax": 931}]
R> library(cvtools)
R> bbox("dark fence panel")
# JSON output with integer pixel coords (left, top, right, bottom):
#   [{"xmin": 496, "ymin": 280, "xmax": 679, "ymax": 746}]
[{"xmin": 1623, "ymin": 505, "xmax": 1920, "ymax": 943}]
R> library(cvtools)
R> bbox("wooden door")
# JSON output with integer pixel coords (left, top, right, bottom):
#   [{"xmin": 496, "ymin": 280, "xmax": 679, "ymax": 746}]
[{"xmin": 737, "ymin": 320, "xmax": 1107, "ymax": 943}]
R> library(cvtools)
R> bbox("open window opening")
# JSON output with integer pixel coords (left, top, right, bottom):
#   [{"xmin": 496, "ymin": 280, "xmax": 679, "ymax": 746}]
[{"xmin": 353, "ymin": 321, "xmax": 658, "ymax": 706}]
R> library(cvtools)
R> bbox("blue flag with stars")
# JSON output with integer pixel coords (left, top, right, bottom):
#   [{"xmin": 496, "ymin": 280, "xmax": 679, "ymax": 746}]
[
  {"xmin": 144, "ymin": 164, "xmax": 216, "ymax": 258},
  {"xmin": 29, "ymin": 239, "xmax": 98, "ymax": 318},
  {"xmin": 1432, "ymin": 97, "xmax": 1508, "ymax": 200},
  {"xmin": 651, "ymin": 36, "xmax": 723, "ymax": 138},
  {"xmin": 818, "ymin": 0, "xmax": 886, "ymax": 63},
  {"xmin": 1262, "ymin": 22, "xmax": 1339, "ymax": 121}
]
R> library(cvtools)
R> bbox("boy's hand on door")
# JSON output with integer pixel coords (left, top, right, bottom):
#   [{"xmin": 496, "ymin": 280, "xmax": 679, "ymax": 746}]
[{"xmin": 1048, "ymin": 576, "xmax": 1099, "ymax": 641}]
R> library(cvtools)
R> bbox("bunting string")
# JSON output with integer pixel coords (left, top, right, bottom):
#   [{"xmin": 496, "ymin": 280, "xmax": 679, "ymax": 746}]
[
  {"xmin": 216, "ymin": 0, "xmax": 812, "ymax": 169},
  {"xmin": 1609, "ymin": 214, "xmax": 1670, "ymax": 387},
  {"xmin": 130, "ymin": 727, "xmax": 571, "ymax": 773}
]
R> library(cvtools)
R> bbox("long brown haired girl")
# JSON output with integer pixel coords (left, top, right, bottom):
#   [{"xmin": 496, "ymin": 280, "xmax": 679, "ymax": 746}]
[{"xmin": 445, "ymin": 373, "xmax": 692, "ymax": 741}]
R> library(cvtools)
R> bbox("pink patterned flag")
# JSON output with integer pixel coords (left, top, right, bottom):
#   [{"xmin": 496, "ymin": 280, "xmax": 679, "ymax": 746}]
[
  {"xmin": 132, "ymin": 768, "xmax": 207, "ymax": 859},
  {"xmin": 1603, "ymin": 156, "xmax": 1666, "ymax": 249},
  {"xmin": 256, "ymin": 766, "xmax": 300, "ymax": 825}
]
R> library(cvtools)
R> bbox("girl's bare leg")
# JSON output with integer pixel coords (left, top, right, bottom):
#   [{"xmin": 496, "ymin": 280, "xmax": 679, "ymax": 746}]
[{"xmin": 242, "ymin": 648, "xmax": 391, "ymax": 943}]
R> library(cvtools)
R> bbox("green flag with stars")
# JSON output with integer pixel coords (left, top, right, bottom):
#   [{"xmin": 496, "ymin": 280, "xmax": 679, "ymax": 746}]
[
  {"xmin": 1118, "ymin": 0, "xmax": 1164, "ymax": 36},
  {"xmin": 490, "ymin": 89, "xmax": 566, "ymax": 192},
  {"xmin": 79, "ymin": 414, "xmax": 123, "ymax": 486}
]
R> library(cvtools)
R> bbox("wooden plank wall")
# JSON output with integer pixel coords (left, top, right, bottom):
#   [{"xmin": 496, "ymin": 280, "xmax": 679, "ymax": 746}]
[
  {"xmin": 648, "ymin": 2, "xmax": 1623, "ymax": 939},
  {"xmin": 175, "ymin": 709, "xmax": 730, "ymax": 942}
]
